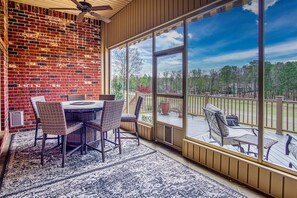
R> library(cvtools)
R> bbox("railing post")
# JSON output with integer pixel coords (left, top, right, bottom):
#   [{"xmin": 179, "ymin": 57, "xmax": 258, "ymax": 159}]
[
  {"xmin": 205, "ymin": 92, "xmax": 210, "ymax": 107},
  {"xmin": 276, "ymin": 96, "xmax": 284, "ymax": 135}
]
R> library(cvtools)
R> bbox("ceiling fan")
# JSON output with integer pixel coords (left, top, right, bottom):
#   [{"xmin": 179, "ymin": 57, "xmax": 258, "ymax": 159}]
[{"xmin": 50, "ymin": 0, "xmax": 112, "ymax": 23}]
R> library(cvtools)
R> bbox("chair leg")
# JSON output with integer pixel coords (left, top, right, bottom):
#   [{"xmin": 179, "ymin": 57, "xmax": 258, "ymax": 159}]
[
  {"xmin": 103, "ymin": 132, "xmax": 106, "ymax": 148},
  {"xmin": 135, "ymin": 122, "xmax": 140, "ymax": 146},
  {"xmin": 41, "ymin": 133, "xmax": 47, "ymax": 166},
  {"xmin": 117, "ymin": 128, "xmax": 122, "ymax": 154},
  {"xmin": 57, "ymin": 135, "xmax": 60, "ymax": 146},
  {"xmin": 62, "ymin": 135, "xmax": 67, "ymax": 168},
  {"xmin": 34, "ymin": 122, "xmax": 39, "ymax": 146},
  {"xmin": 80, "ymin": 128, "xmax": 84, "ymax": 155},
  {"xmin": 104, "ymin": 132, "xmax": 108, "ymax": 141},
  {"xmin": 114, "ymin": 129, "xmax": 117, "ymax": 144},
  {"xmin": 84, "ymin": 127, "xmax": 88, "ymax": 154},
  {"xmin": 101, "ymin": 132, "xmax": 105, "ymax": 162}
]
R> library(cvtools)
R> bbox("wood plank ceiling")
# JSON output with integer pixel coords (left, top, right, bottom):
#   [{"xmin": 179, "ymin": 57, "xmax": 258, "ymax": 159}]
[{"xmin": 10, "ymin": 0, "xmax": 133, "ymax": 20}]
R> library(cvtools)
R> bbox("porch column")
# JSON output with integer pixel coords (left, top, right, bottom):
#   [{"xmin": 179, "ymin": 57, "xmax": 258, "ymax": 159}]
[
  {"xmin": 205, "ymin": 92, "xmax": 210, "ymax": 107},
  {"xmin": 276, "ymin": 96, "xmax": 284, "ymax": 135}
]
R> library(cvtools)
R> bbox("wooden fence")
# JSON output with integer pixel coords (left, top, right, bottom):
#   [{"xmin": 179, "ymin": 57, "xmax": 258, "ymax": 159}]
[{"xmin": 139, "ymin": 93, "xmax": 297, "ymax": 133}]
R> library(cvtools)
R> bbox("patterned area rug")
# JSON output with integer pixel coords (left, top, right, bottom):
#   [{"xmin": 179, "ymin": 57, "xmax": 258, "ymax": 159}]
[{"xmin": 0, "ymin": 131, "xmax": 246, "ymax": 197}]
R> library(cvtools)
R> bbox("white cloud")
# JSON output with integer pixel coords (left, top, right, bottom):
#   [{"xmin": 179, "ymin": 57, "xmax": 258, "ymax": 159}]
[
  {"xmin": 266, "ymin": 40, "xmax": 297, "ymax": 57},
  {"xmin": 162, "ymin": 31, "xmax": 183, "ymax": 45},
  {"xmin": 167, "ymin": 60, "xmax": 181, "ymax": 65},
  {"xmin": 156, "ymin": 30, "xmax": 183, "ymax": 50},
  {"xmin": 203, "ymin": 48, "xmax": 257, "ymax": 63},
  {"xmin": 188, "ymin": 33, "xmax": 193, "ymax": 39},
  {"xmin": 243, "ymin": 0, "xmax": 278, "ymax": 15},
  {"xmin": 202, "ymin": 40, "xmax": 297, "ymax": 63}
]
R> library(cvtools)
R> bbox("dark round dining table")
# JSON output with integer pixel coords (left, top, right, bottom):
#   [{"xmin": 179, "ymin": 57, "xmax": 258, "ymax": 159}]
[{"xmin": 61, "ymin": 100, "xmax": 104, "ymax": 147}]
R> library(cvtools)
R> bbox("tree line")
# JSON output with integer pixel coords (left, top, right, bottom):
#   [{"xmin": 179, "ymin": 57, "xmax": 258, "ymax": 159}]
[
  {"xmin": 188, "ymin": 61, "xmax": 297, "ymax": 100},
  {"xmin": 111, "ymin": 47, "xmax": 297, "ymax": 100}
]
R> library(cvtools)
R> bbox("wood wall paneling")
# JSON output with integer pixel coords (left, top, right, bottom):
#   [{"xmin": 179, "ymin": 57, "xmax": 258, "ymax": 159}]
[
  {"xmin": 229, "ymin": 157, "xmax": 238, "ymax": 179},
  {"xmin": 213, "ymin": 152, "xmax": 221, "ymax": 172},
  {"xmin": 238, "ymin": 161, "xmax": 248, "ymax": 183},
  {"xmin": 248, "ymin": 164, "xmax": 259, "ymax": 189},
  {"xmin": 193, "ymin": 144, "xmax": 200, "ymax": 162},
  {"xmin": 188, "ymin": 0, "xmax": 195, "ymax": 13},
  {"xmin": 206, "ymin": 149, "xmax": 213, "ymax": 168},
  {"xmin": 183, "ymin": 0, "xmax": 189, "ymax": 14},
  {"xmin": 183, "ymin": 140, "xmax": 188, "ymax": 157},
  {"xmin": 156, "ymin": 123, "xmax": 164, "ymax": 140},
  {"xmin": 178, "ymin": 0, "xmax": 183, "ymax": 16},
  {"xmin": 182, "ymin": 139, "xmax": 297, "ymax": 197},
  {"xmin": 270, "ymin": 172, "xmax": 283, "ymax": 197},
  {"xmin": 106, "ymin": 0, "xmax": 215, "ymax": 47},
  {"xmin": 199, "ymin": 146, "xmax": 206, "ymax": 165},
  {"xmin": 259, "ymin": 168, "xmax": 270, "ymax": 194},
  {"xmin": 187, "ymin": 141, "xmax": 194, "ymax": 159},
  {"xmin": 221, "ymin": 155, "xmax": 229, "ymax": 175},
  {"xmin": 173, "ymin": 128, "xmax": 183, "ymax": 148},
  {"xmin": 284, "ymin": 176, "xmax": 297, "ymax": 198},
  {"xmin": 164, "ymin": 0, "xmax": 169, "ymax": 23},
  {"xmin": 120, "ymin": 122, "xmax": 153, "ymax": 140}
]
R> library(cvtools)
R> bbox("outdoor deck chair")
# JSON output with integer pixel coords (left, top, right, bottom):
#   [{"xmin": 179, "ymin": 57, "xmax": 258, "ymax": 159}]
[
  {"xmin": 30, "ymin": 96, "xmax": 60, "ymax": 146},
  {"xmin": 119, "ymin": 96, "xmax": 143, "ymax": 145},
  {"xmin": 285, "ymin": 134, "xmax": 297, "ymax": 169},
  {"xmin": 67, "ymin": 94, "xmax": 86, "ymax": 101},
  {"xmin": 36, "ymin": 102, "xmax": 84, "ymax": 167},
  {"xmin": 84, "ymin": 100, "xmax": 124, "ymax": 162},
  {"xmin": 203, "ymin": 103, "xmax": 257, "ymax": 146}
]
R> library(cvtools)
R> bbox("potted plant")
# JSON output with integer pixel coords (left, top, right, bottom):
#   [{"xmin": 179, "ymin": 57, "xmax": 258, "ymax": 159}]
[{"xmin": 160, "ymin": 101, "xmax": 170, "ymax": 115}]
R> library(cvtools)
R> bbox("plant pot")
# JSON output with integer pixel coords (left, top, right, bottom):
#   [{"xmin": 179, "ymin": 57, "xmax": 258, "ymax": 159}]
[{"xmin": 160, "ymin": 102, "xmax": 170, "ymax": 115}]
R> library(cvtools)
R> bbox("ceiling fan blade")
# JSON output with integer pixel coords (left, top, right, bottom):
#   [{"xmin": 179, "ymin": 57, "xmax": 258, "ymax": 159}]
[
  {"xmin": 77, "ymin": 12, "xmax": 87, "ymax": 22},
  {"xmin": 90, "ymin": 12, "xmax": 111, "ymax": 23},
  {"xmin": 91, "ymin": 5, "xmax": 112, "ymax": 11},
  {"xmin": 49, "ymin": 8, "xmax": 78, "ymax": 11},
  {"xmin": 70, "ymin": 0, "xmax": 83, "ymax": 9}
]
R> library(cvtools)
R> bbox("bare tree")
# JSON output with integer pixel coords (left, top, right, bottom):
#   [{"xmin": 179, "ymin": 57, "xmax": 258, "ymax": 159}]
[{"xmin": 113, "ymin": 48, "xmax": 143, "ymax": 77}]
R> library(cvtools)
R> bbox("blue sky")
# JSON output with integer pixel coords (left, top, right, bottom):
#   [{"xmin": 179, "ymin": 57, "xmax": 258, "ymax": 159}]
[
  {"xmin": 188, "ymin": 0, "xmax": 297, "ymax": 71},
  {"xmin": 112, "ymin": 0, "xmax": 297, "ymax": 76}
]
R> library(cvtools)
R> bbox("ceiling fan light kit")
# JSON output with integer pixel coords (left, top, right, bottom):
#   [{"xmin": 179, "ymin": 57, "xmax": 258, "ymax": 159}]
[{"xmin": 50, "ymin": 0, "xmax": 112, "ymax": 23}]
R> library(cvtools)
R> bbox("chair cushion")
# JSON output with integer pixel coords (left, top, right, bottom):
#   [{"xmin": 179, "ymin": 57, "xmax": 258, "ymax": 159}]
[
  {"xmin": 289, "ymin": 136, "xmax": 297, "ymax": 160},
  {"xmin": 228, "ymin": 127, "xmax": 254, "ymax": 138},
  {"xmin": 216, "ymin": 112, "xmax": 229, "ymax": 137},
  {"xmin": 223, "ymin": 127, "xmax": 255, "ymax": 145},
  {"xmin": 121, "ymin": 113, "xmax": 137, "ymax": 122},
  {"xmin": 66, "ymin": 121, "xmax": 83, "ymax": 134},
  {"xmin": 206, "ymin": 103, "xmax": 221, "ymax": 112},
  {"xmin": 206, "ymin": 103, "xmax": 229, "ymax": 136}
]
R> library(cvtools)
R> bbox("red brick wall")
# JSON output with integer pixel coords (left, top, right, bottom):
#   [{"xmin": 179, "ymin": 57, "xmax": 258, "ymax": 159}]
[{"xmin": 8, "ymin": 2, "xmax": 102, "ymax": 132}]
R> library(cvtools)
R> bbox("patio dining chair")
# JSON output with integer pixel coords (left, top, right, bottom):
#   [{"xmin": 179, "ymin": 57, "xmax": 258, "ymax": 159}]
[
  {"xmin": 36, "ymin": 102, "xmax": 84, "ymax": 168},
  {"xmin": 97, "ymin": 94, "xmax": 115, "ymax": 119},
  {"xmin": 99, "ymin": 94, "xmax": 115, "ymax": 101},
  {"xmin": 67, "ymin": 94, "xmax": 86, "ymax": 101},
  {"xmin": 119, "ymin": 96, "xmax": 143, "ymax": 145},
  {"xmin": 30, "ymin": 96, "xmax": 60, "ymax": 146},
  {"xmin": 203, "ymin": 103, "xmax": 257, "ymax": 146},
  {"xmin": 84, "ymin": 100, "xmax": 124, "ymax": 162}
]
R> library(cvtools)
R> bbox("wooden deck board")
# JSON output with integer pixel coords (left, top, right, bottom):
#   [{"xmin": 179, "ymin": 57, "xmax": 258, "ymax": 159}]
[{"xmin": 153, "ymin": 113, "xmax": 297, "ymax": 170}]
